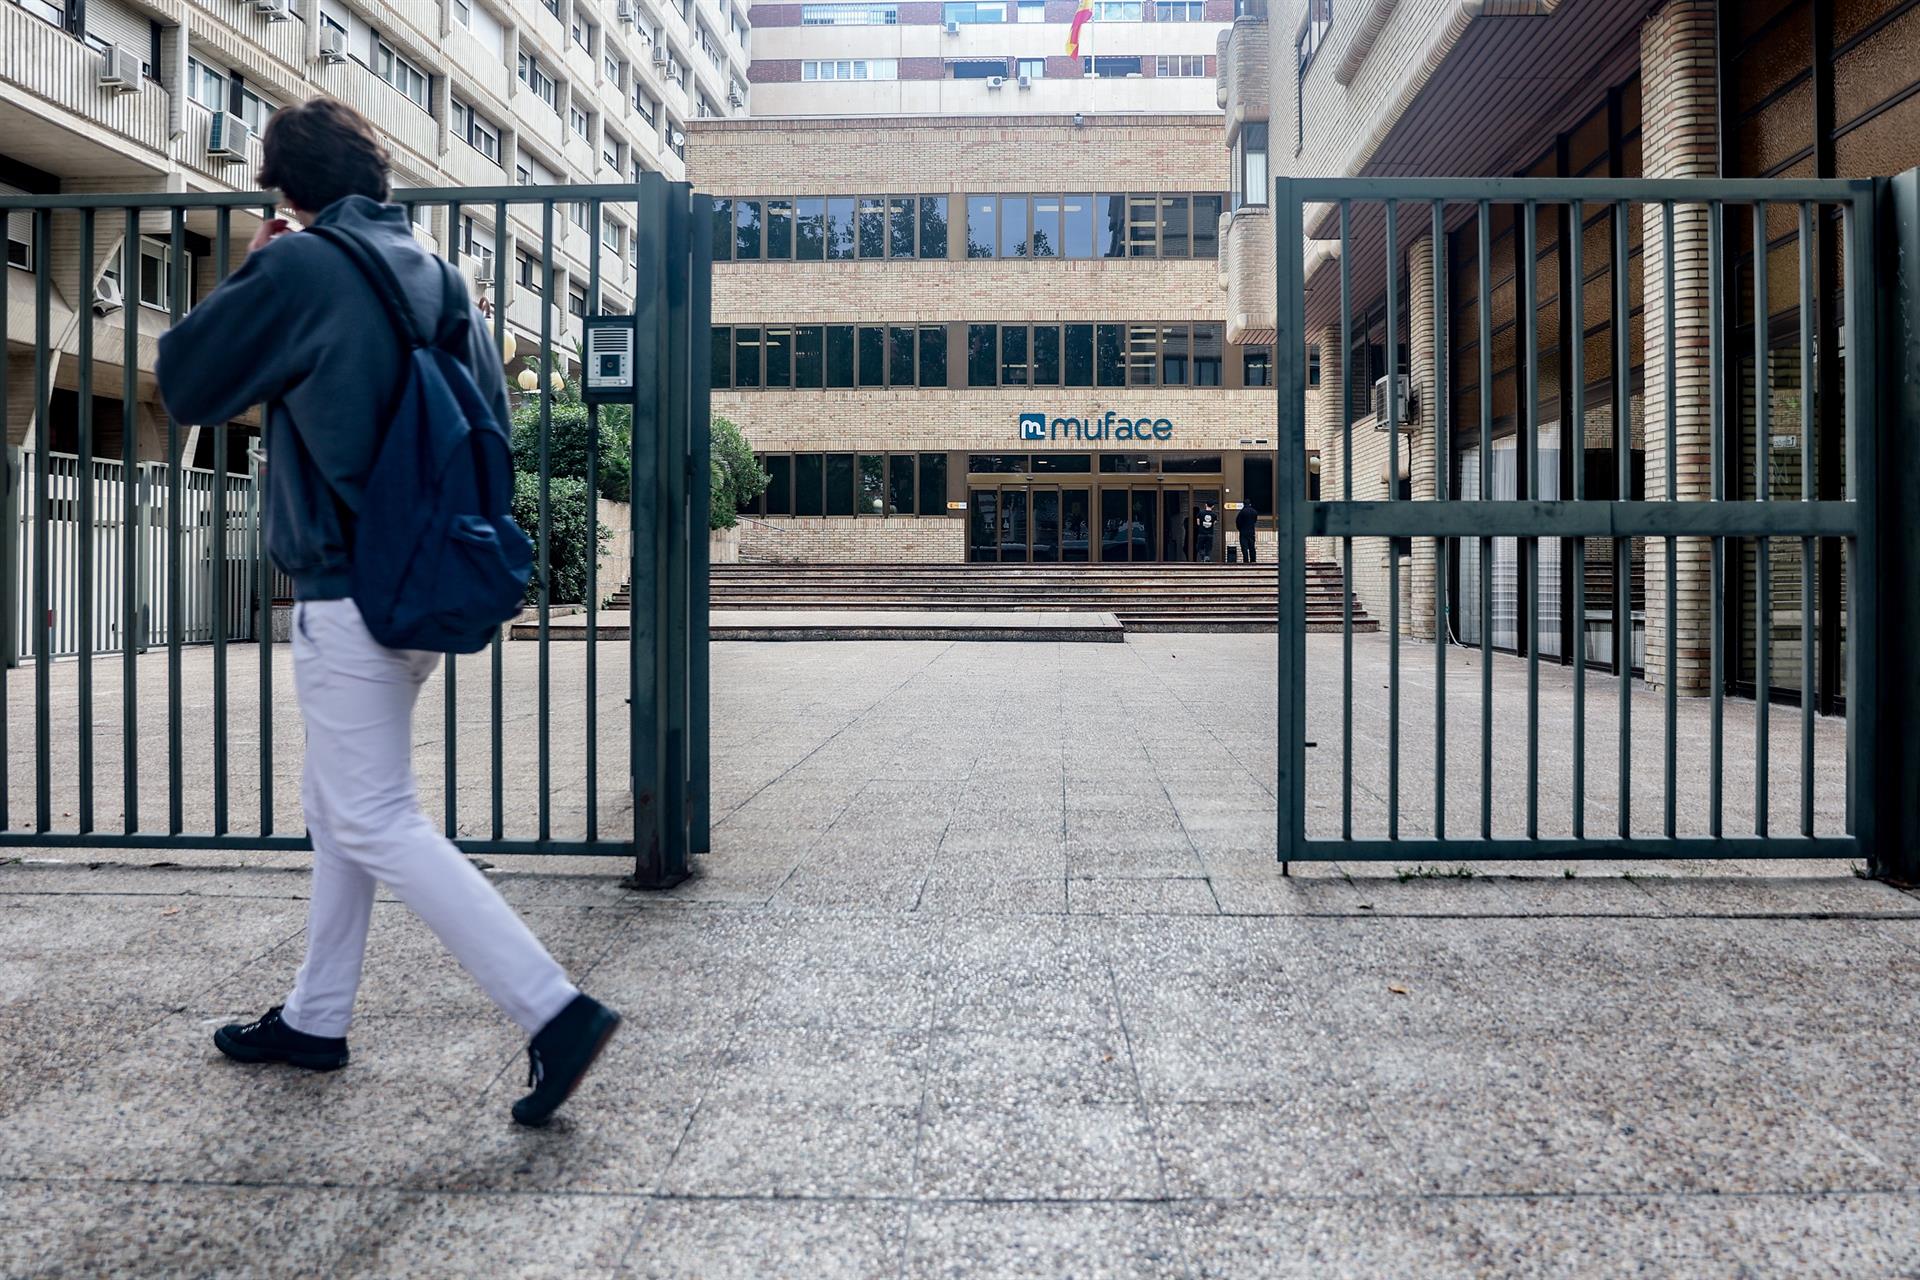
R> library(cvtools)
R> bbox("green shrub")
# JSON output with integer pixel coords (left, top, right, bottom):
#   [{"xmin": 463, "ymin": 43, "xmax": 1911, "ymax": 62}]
[
  {"xmin": 510, "ymin": 472, "xmax": 606, "ymax": 606},
  {"xmin": 509, "ymin": 398, "xmax": 632, "ymax": 505},
  {"xmin": 708, "ymin": 414, "xmax": 768, "ymax": 531}
]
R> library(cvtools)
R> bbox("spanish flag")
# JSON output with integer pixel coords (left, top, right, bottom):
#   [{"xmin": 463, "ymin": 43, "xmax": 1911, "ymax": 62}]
[{"xmin": 1066, "ymin": 0, "xmax": 1093, "ymax": 57}]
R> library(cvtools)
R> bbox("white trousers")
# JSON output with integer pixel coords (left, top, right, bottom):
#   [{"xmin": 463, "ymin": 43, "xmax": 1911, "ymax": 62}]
[{"xmin": 281, "ymin": 599, "xmax": 578, "ymax": 1040}]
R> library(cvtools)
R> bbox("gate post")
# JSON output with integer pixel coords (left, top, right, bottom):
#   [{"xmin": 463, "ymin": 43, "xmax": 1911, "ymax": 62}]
[
  {"xmin": 2, "ymin": 445, "xmax": 18, "ymax": 670},
  {"xmin": 1870, "ymin": 169, "xmax": 1920, "ymax": 883},
  {"xmin": 1274, "ymin": 177, "xmax": 1308, "ymax": 864}
]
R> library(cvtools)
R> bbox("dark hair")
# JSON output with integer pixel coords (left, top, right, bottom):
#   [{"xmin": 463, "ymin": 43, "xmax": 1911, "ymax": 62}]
[{"xmin": 256, "ymin": 98, "xmax": 391, "ymax": 213}]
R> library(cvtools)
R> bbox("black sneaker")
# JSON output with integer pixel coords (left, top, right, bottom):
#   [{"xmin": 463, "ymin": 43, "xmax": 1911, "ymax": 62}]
[
  {"xmin": 512, "ymin": 994, "xmax": 621, "ymax": 1128},
  {"xmin": 213, "ymin": 1005, "xmax": 350, "ymax": 1072}
]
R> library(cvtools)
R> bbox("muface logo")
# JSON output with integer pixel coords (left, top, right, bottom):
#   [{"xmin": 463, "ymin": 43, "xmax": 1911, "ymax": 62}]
[{"xmin": 1019, "ymin": 411, "xmax": 1175, "ymax": 443}]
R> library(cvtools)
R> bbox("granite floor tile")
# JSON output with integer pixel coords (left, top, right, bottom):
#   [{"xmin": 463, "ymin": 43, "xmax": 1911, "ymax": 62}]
[
  {"xmin": 659, "ymin": 1100, "xmax": 919, "ymax": 1197},
  {"xmin": 621, "ymin": 1199, "xmax": 909, "ymax": 1280},
  {"xmin": 915, "ymin": 1101, "xmax": 1162, "ymax": 1200},
  {"xmin": 904, "ymin": 1202, "xmax": 1188, "ymax": 1280}
]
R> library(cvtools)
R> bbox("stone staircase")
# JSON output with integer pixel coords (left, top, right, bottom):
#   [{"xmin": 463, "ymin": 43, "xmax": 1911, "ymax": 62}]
[{"xmin": 607, "ymin": 561, "xmax": 1376, "ymax": 633}]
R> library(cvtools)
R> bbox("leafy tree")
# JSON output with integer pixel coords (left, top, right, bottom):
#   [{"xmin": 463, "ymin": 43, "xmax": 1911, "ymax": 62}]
[
  {"xmin": 708, "ymin": 415, "xmax": 768, "ymax": 531},
  {"xmin": 509, "ymin": 398, "xmax": 632, "ymax": 505}
]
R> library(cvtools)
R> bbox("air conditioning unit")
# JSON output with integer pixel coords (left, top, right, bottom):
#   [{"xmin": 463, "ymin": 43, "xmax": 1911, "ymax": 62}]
[
  {"xmin": 319, "ymin": 25, "xmax": 348, "ymax": 62},
  {"xmin": 667, "ymin": 59, "xmax": 680, "ymax": 79},
  {"xmin": 726, "ymin": 87, "xmax": 743, "ymax": 107},
  {"xmin": 93, "ymin": 272, "xmax": 125, "ymax": 316},
  {"xmin": 985, "ymin": 75, "xmax": 1005, "ymax": 89},
  {"xmin": 1016, "ymin": 73, "xmax": 1032, "ymax": 89},
  {"xmin": 207, "ymin": 111, "xmax": 252, "ymax": 162},
  {"xmin": 943, "ymin": 19, "xmax": 959, "ymax": 33},
  {"xmin": 254, "ymin": 0, "xmax": 293, "ymax": 20},
  {"xmin": 98, "ymin": 43, "xmax": 143, "ymax": 92},
  {"xmin": 616, "ymin": 0, "xmax": 637, "ymax": 22},
  {"xmin": 1371, "ymin": 374, "xmax": 1415, "ymax": 428},
  {"xmin": 652, "ymin": 46, "xmax": 670, "ymax": 67}
]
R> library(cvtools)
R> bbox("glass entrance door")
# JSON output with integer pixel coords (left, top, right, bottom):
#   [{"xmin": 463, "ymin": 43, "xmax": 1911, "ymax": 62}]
[
  {"xmin": 969, "ymin": 489, "xmax": 999, "ymax": 562},
  {"xmin": 1061, "ymin": 488, "xmax": 1091, "ymax": 562},
  {"xmin": 1162, "ymin": 489, "xmax": 1192, "ymax": 562},
  {"xmin": 1031, "ymin": 488, "xmax": 1061, "ymax": 563},
  {"xmin": 1129, "ymin": 489, "xmax": 1158, "ymax": 562}
]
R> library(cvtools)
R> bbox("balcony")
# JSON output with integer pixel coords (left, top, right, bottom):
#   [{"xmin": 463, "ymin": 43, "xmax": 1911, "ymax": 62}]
[
  {"xmin": 1223, "ymin": 204, "xmax": 1274, "ymax": 347},
  {"xmin": 1220, "ymin": 2, "xmax": 1269, "ymax": 145},
  {"xmin": 0, "ymin": 4, "xmax": 172, "ymax": 163}
]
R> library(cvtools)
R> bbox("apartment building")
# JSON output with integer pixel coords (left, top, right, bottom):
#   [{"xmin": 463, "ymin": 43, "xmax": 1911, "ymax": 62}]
[
  {"xmin": 1220, "ymin": 0, "xmax": 1920, "ymax": 707},
  {"xmin": 2, "ymin": 0, "xmax": 750, "ymax": 472},
  {"xmin": 690, "ymin": 113, "xmax": 1278, "ymax": 564},
  {"xmin": 743, "ymin": 0, "xmax": 1232, "ymax": 116}
]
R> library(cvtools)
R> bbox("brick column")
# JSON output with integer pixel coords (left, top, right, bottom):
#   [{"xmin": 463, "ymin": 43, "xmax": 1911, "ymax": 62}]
[
  {"xmin": 1640, "ymin": 0, "xmax": 1718, "ymax": 694},
  {"xmin": 1311, "ymin": 323, "xmax": 1344, "ymax": 565},
  {"xmin": 1407, "ymin": 233, "xmax": 1438, "ymax": 640}
]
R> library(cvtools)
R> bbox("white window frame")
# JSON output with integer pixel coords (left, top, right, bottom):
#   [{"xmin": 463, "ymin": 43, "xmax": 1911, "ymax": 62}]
[
  {"xmin": 454, "ymin": 99, "xmax": 502, "ymax": 165},
  {"xmin": 570, "ymin": 105, "xmax": 591, "ymax": 139},
  {"xmin": 1155, "ymin": 0, "xmax": 1203, "ymax": 17},
  {"xmin": 1154, "ymin": 54, "xmax": 1204, "ymax": 77},
  {"xmin": 1015, "ymin": 58, "xmax": 1045, "ymax": 79},
  {"xmin": 519, "ymin": 53, "xmax": 557, "ymax": 109},
  {"xmin": 375, "ymin": 38, "xmax": 430, "ymax": 110},
  {"xmin": 801, "ymin": 58, "xmax": 897, "ymax": 82},
  {"xmin": 185, "ymin": 56, "xmax": 227, "ymax": 114},
  {"xmin": 235, "ymin": 83, "xmax": 276, "ymax": 132},
  {"xmin": 452, "ymin": 0, "xmax": 473, "ymax": 24},
  {"xmin": 800, "ymin": 3, "xmax": 898, "ymax": 23},
  {"xmin": 2, "ymin": 183, "xmax": 35, "ymax": 271},
  {"xmin": 134, "ymin": 236, "xmax": 190, "ymax": 312},
  {"xmin": 1094, "ymin": 0, "xmax": 1142, "ymax": 17}
]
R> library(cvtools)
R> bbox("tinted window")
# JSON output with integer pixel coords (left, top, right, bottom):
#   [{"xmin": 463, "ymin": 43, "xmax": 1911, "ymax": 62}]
[
  {"xmin": 1243, "ymin": 346, "xmax": 1272, "ymax": 387},
  {"xmin": 734, "ymin": 199, "xmax": 761, "ymax": 260},
  {"xmin": 1000, "ymin": 196, "xmax": 1028, "ymax": 257},
  {"xmin": 1194, "ymin": 324, "xmax": 1222, "ymax": 386},
  {"xmin": 889, "ymin": 326, "xmax": 915, "ymax": 386},
  {"xmin": 764, "ymin": 454, "xmax": 792, "ymax": 514},
  {"xmin": 968, "ymin": 323, "xmax": 997, "ymax": 386},
  {"xmin": 919, "ymin": 325, "xmax": 948, "ymax": 387},
  {"xmin": 920, "ymin": 196, "xmax": 948, "ymax": 258},
  {"xmin": 1161, "ymin": 324, "xmax": 1190, "ymax": 385},
  {"xmin": 1128, "ymin": 195, "xmax": 1157, "ymax": 257},
  {"xmin": 859, "ymin": 454, "xmax": 885, "ymax": 514},
  {"xmin": 794, "ymin": 453, "xmax": 824, "ymax": 515},
  {"xmin": 1033, "ymin": 325, "xmax": 1060, "ymax": 385},
  {"xmin": 1243, "ymin": 456, "xmax": 1274, "ymax": 517},
  {"xmin": 1192, "ymin": 194, "xmax": 1222, "ymax": 258},
  {"xmin": 767, "ymin": 199, "xmax": 793, "ymax": 258},
  {"xmin": 918, "ymin": 452, "xmax": 947, "ymax": 515},
  {"xmin": 825, "ymin": 453, "xmax": 856, "ymax": 515},
  {"xmin": 1127, "ymin": 324, "xmax": 1157, "ymax": 386},
  {"xmin": 826, "ymin": 197, "xmax": 855, "ymax": 259},
  {"xmin": 796, "ymin": 196, "xmax": 826, "ymax": 260},
  {"xmin": 1161, "ymin": 195, "xmax": 1189, "ymax": 256},
  {"xmin": 888, "ymin": 454, "xmax": 915, "ymax": 514},
  {"xmin": 890, "ymin": 196, "xmax": 916, "ymax": 257},
  {"xmin": 1096, "ymin": 323, "xmax": 1125, "ymax": 386},
  {"xmin": 1098, "ymin": 194, "xmax": 1127, "ymax": 257},
  {"xmin": 1064, "ymin": 323, "xmax": 1094, "ymax": 386},
  {"xmin": 711, "ymin": 326, "xmax": 730, "ymax": 388},
  {"xmin": 858, "ymin": 196, "xmax": 886, "ymax": 258},
  {"xmin": 710, "ymin": 198, "xmax": 732, "ymax": 260},
  {"xmin": 795, "ymin": 325, "xmax": 824, "ymax": 387},
  {"xmin": 826, "ymin": 325, "xmax": 855, "ymax": 387},
  {"xmin": 966, "ymin": 196, "xmax": 995, "ymax": 258},
  {"xmin": 1000, "ymin": 324, "xmax": 1027, "ymax": 386},
  {"xmin": 765, "ymin": 326, "xmax": 792, "ymax": 388},
  {"xmin": 1062, "ymin": 193, "xmax": 1094, "ymax": 258},
  {"xmin": 734, "ymin": 326, "xmax": 760, "ymax": 387},
  {"xmin": 1031, "ymin": 195, "xmax": 1061, "ymax": 258},
  {"xmin": 858, "ymin": 325, "xmax": 885, "ymax": 386}
]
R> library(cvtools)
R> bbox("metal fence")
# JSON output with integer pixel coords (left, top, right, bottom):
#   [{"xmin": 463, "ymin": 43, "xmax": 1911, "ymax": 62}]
[
  {"xmin": 1274, "ymin": 173, "xmax": 1916, "ymax": 879},
  {"xmin": 5, "ymin": 450, "xmax": 263, "ymax": 659},
  {"xmin": 0, "ymin": 179, "xmax": 710, "ymax": 882}
]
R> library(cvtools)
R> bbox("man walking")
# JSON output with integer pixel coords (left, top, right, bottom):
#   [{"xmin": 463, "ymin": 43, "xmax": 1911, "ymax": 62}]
[
  {"xmin": 1195, "ymin": 501, "xmax": 1217, "ymax": 563},
  {"xmin": 1235, "ymin": 499, "xmax": 1260, "ymax": 564},
  {"xmin": 157, "ymin": 98, "xmax": 617, "ymax": 1128}
]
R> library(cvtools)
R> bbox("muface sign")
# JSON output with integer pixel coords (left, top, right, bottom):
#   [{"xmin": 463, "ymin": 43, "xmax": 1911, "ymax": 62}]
[{"xmin": 1020, "ymin": 411, "xmax": 1174, "ymax": 444}]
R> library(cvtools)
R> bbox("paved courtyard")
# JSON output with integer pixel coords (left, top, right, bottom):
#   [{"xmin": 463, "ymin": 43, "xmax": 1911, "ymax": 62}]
[{"xmin": 3, "ymin": 633, "xmax": 1919, "ymax": 1277}]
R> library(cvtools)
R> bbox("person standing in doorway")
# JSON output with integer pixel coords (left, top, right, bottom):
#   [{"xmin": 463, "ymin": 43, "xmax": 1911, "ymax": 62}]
[
  {"xmin": 1195, "ymin": 501, "xmax": 1217, "ymax": 563},
  {"xmin": 156, "ymin": 98, "xmax": 618, "ymax": 1128},
  {"xmin": 1236, "ymin": 499, "xmax": 1260, "ymax": 564}
]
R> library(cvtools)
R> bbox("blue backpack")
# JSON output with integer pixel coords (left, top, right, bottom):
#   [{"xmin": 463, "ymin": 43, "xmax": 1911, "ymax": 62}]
[{"xmin": 308, "ymin": 225, "xmax": 533, "ymax": 655}]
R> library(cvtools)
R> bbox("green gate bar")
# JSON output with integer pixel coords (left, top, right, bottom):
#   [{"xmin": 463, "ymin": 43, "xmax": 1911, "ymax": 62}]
[{"xmin": 0, "ymin": 182, "xmax": 710, "ymax": 874}]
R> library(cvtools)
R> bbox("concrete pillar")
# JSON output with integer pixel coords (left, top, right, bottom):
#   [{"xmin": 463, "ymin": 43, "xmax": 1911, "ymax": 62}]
[
  {"xmin": 1640, "ymin": 0, "xmax": 1718, "ymax": 694},
  {"xmin": 1407, "ymin": 232, "xmax": 1438, "ymax": 640},
  {"xmin": 1312, "ymin": 322, "xmax": 1345, "ymax": 567}
]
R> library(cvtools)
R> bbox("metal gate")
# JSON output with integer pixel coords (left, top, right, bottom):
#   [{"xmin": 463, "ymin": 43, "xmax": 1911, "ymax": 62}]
[
  {"xmin": 1274, "ymin": 174, "xmax": 1917, "ymax": 879},
  {"xmin": 0, "ymin": 178, "xmax": 710, "ymax": 884}
]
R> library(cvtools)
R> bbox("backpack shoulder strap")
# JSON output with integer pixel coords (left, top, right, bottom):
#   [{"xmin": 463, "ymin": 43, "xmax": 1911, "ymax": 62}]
[{"xmin": 305, "ymin": 223, "xmax": 431, "ymax": 349}]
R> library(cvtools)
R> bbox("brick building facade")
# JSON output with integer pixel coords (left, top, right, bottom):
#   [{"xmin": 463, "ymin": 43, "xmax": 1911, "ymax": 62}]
[{"xmin": 690, "ymin": 114, "xmax": 1289, "ymax": 566}]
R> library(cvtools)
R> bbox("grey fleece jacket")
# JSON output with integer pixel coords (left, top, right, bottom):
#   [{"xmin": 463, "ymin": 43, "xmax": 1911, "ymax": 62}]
[{"xmin": 156, "ymin": 195, "xmax": 509, "ymax": 601}]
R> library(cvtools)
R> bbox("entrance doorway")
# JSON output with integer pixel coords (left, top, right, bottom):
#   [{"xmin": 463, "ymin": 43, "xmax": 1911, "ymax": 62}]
[{"xmin": 972, "ymin": 481, "xmax": 1220, "ymax": 563}]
